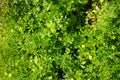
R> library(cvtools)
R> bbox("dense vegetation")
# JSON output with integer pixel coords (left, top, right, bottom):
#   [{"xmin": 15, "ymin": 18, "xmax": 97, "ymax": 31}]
[{"xmin": 0, "ymin": 0, "xmax": 120, "ymax": 79}]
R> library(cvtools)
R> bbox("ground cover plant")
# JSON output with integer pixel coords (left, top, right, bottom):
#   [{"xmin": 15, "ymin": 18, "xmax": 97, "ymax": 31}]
[{"xmin": 0, "ymin": 0, "xmax": 120, "ymax": 79}]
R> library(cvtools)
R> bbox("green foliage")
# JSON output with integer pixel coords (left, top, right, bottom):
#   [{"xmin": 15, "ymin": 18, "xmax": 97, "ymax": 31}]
[{"xmin": 0, "ymin": 0, "xmax": 120, "ymax": 79}]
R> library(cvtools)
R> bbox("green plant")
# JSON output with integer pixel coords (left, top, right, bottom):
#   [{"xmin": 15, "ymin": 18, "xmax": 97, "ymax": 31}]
[{"xmin": 0, "ymin": 0, "xmax": 120, "ymax": 79}]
